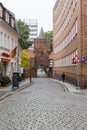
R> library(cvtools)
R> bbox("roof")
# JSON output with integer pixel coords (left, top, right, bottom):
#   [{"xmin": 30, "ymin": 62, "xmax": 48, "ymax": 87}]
[
  {"xmin": 49, "ymin": 52, "xmax": 54, "ymax": 59},
  {"xmin": 39, "ymin": 27, "xmax": 45, "ymax": 39},
  {"xmin": 0, "ymin": 2, "xmax": 19, "ymax": 33},
  {"xmin": 25, "ymin": 49, "xmax": 35, "ymax": 59}
]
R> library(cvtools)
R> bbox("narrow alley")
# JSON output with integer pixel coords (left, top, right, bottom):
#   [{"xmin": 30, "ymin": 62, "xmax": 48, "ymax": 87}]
[{"xmin": 0, "ymin": 78, "xmax": 87, "ymax": 130}]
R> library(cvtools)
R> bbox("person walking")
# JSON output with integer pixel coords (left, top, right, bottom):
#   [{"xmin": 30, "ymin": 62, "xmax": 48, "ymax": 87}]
[{"xmin": 62, "ymin": 72, "xmax": 65, "ymax": 82}]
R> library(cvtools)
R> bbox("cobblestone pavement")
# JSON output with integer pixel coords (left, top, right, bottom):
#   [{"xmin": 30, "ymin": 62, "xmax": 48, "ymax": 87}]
[
  {"xmin": 0, "ymin": 78, "xmax": 87, "ymax": 130},
  {"xmin": 0, "ymin": 78, "xmax": 30, "ymax": 98},
  {"xmin": 0, "ymin": 91, "xmax": 8, "ymax": 97}
]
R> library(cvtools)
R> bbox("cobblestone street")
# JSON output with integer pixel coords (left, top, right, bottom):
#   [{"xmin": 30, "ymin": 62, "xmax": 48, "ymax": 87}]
[{"xmin": 0, "ymin": 78, "xmax": 87, "ymax": 130}]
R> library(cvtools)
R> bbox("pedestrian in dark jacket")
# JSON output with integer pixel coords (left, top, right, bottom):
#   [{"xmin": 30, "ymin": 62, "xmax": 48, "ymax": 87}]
[{"xmin": 62, "ymin": 73, "xmax": 65, "ymax": 82}]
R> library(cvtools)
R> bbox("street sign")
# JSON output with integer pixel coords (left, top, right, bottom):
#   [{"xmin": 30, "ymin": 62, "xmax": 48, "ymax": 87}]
[
  {"xmin": 82, "ymin": 56, "xmax": 87, "ymax": 64},
  {"xmin": 72, "ymin": 55, "xmax": 80, "ymax": 64}
]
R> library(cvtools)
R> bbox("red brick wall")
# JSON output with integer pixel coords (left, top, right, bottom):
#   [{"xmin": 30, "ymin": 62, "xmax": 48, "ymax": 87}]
[{"xmin": 34, "ymin": 38, "xmax": 50, "ymax": 68}]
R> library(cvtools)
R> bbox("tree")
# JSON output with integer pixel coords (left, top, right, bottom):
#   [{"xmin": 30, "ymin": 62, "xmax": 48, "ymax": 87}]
[
  {"xmin": 21, "ymin": 50, "xmax": 30, "ymax": 67},
  {"xmin": 17, "ymin": 19, "xmax": 32, "ymax": 49},
  {"xmin": 44, "ymin": 31, "xmax": 53, "ymax": 52}
]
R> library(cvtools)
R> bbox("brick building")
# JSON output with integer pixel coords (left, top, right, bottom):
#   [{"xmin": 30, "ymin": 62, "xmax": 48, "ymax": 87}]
[
  {"xmin": 25, "ymin": 28, "xmax": 53, "ymax": 77},
  {"xmin": 34, "ymin": 27, "xmax": 50, "ymax": 69},
  {"xmin": 53, "ymin": 0, "xmax": 87, "ymax": 88}
]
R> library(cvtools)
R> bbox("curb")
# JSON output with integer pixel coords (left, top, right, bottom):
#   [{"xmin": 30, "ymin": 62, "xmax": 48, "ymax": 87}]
[
  {"xmin": 53, "ymin": 79, "xmax": 86, "ymax": 96},
  {"xmin": 14, "ymin": 81, "xmax": 35, "ymax": 92},
  {"xmin": 0, "ymin": 93, "xmax": 13, "ymax": 101},
  {"xmin": 53, "ymin": 79, "xmax": 69, "ymax": 92},
  {"xmin": 0, "ymin": 81, "xmax": 35, "ymax": 101}
]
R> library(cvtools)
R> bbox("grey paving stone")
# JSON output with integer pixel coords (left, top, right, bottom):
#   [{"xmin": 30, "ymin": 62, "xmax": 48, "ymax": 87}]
[
  {"xmin": 0, "ymin": 91, "xmax": 8, "ymax": 97},
  {"xmin": 0, "ymin": 78, "xmax": 87, "ymax": 130}
]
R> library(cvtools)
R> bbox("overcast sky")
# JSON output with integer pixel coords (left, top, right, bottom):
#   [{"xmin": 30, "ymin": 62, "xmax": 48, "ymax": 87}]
[{"xmin": 0, "ymin": 0, "xmax": 56, "ymax": 34}]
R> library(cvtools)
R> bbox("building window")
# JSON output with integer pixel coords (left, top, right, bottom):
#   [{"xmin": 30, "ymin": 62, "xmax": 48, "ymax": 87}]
[
  {"xmin": 12, "ymin": 39, "xmax": 13, "ymax": 49},
  {"xmin": 7, "ymin": 36, "xmax": 9, "ymax": 48},
  {"xmin": 5, "ymin": 11, "xmax": 9, "ymax": 23},
  {"xmin": 0, "ymin": 5, "xmax": 3, "ymax": 17},
  {"xmin": 54, "ymin": 0, "xmax": 78, "ymax": 41},
  {"xmin": 54, "ymin": 50, "xmax": 78, "ymax": 67},
  {"xmin": 4, "ymin": 34, "xmax": 6, "ymax": 47},
  {"xmin": 11, "ymin": 18, "xmax": 14, "ymax": 28},
  {"xmin": 54, "ymin": 19, "xmax": 78, "ymax": 54},
  {"xmin": 0, "ymin": 32, "xmax": 3, "ymax": 46}
]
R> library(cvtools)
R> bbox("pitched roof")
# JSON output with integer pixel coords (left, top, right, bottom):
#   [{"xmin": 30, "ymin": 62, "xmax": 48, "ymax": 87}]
[
  {"xmin": 39, "ymin": 27, "xmax": 45, "ymax": 39},
  {"xmin": 0, "ymin": 2, "xmax": 19, "ymax": 33}
]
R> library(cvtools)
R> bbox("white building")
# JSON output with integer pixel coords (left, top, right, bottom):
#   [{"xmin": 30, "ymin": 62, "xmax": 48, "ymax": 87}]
[
  {"xmin": 0, "ymin": 2, "xmax": 19, "ymax": 78},
  {"xmin": 24, "ymin": 19, "xmax": 38, "ymax": 49}
]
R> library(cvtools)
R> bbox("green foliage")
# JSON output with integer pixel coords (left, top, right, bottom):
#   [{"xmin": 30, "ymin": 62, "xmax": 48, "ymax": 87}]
[
  {"xmin": 18, "ymin": 75, "xmax": 22, "ymax": 81},
  {"xmin": 17, "ymin": 19, "xmax": 32, "ymax": 49},
  {"xmin": 0, "ymin": 74, "xmax": 11, "ymax": 86},
  {"xmin": 44, "ymin": 31, "xmax": 53, "ymax": 52},
  {"xmin": 21, "ymin": 50, "xmax": 30, "ymax": 67}
]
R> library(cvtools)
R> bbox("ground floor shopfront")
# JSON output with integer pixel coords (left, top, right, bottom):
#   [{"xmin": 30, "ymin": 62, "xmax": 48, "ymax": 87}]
[{"xmin": 0, "ymin": 58, "xmax": 18, "ymax": 79}]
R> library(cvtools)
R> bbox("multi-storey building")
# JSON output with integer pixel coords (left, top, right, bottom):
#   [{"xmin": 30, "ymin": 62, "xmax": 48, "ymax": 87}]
[
  {"xmin": 53, "ymin": 0, "xmax": 87, "ymax": 88},
  {"xmin": 24, "ymin": 19, "xmax": 38, "ymax": 49},
  {"xmin": 0, "ymin": 3, "xmax": 19, "ymax": 78}
]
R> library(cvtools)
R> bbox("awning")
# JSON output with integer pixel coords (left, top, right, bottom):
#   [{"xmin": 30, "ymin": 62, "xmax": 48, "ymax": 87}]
[
  {"xmin": 1, "ymin": 58, "xmax": 10, "ymax": 63},
  {"xmin": 1, "ymin": 52, "xmax": 10, "ymax": 63},
  {"xmin": 2, "ymin": 52, "xmax": 10, "ymax": 57}
]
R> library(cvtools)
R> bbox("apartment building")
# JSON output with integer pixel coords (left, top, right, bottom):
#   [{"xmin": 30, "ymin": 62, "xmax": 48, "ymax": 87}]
[
  {"xmin": 24, "ymin": 19, "xmax": 38, "ymax": 49},
  {"xmin": 0, "ymin": 3, "xmax": 19, "ymax": 78},
  {"xmin": 53, "ymin": 0, "xmax": 87, "ymax": 88}
]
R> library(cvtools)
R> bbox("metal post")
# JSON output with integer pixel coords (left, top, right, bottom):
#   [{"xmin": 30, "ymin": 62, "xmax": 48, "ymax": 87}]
[
  {"xmin": 76, "ymin": 64, "xmax": 80, "ymax": 89},
  {"xmin": 30, "ymin": 59, "xmax": 32, "ymax": 83},
  {"xmin": 17, "ymin": 38, "xmax": 19, "ymax": 73}
]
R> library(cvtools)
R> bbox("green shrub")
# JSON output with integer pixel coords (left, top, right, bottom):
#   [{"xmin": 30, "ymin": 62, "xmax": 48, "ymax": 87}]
[
  {"xmin": 18, "ymin": 75, "xmax": 22, "ymax": 81},
  {"xmin": 0, "ymin": 74, "xmax": 11, "ymax": 86}
]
